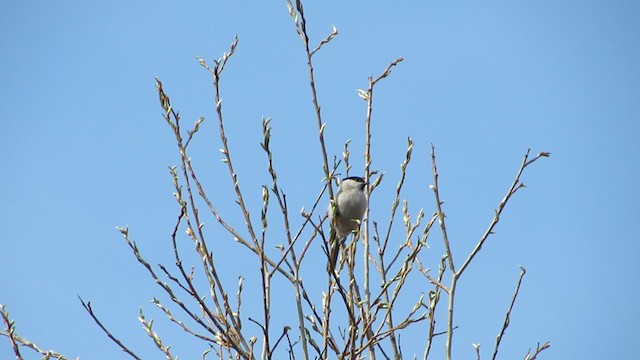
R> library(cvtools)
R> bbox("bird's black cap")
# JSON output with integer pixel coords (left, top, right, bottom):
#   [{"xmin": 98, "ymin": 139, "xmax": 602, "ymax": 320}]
[{"xmin": 343, "ymin": 176, "xmax": 365, "ymax": 182}]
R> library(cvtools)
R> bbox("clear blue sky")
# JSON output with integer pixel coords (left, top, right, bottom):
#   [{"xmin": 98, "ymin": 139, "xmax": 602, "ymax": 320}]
[{"xmin": 2, "ymin": 1, "xmax": 639, "ymax": 359}]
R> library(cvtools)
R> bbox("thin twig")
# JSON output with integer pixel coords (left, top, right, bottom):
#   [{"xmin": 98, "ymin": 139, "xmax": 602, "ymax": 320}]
[
  {"xmin": 287, "ymin": 0, "xmax": 335, "ymax": 200},
  {"xmin": 492, "ymin": 266, "xmax": 527, "ymax": 360},
  {"xmin": 430, "ymin": 145, "xmax": 457, "ymax": 360},
  {"xmin": 360, "ymin": 56, "xmax": 405, "ymax": 360},
  {"xmin": 423, "ymin": 254, "xmax": 447, "ymax": 360},
  {"xmin": 158, "ymin": 77, "xmax": 249, "ymax": 352},
  {"xmin": 139, "ymin": 308, "xmax": 176, "ymax": 360},
  {"xmin": 524, "ymin": 341, "xmax": 551, "ymax": 360},
  {"xmin": 310, "ymin": 25, "xmax": 338, "ymax": 56},
  {"xmin": 79, "ymin": 297, "xmax": 143, "ymax": 360},
  {"xmin": 270, "ymin": 326, "xmax": 292, "ymax": 355},
  {"xmin": 457, "ymin": 150, "xmax": 550, "ymax": 277},
  {"xmin": 1, "ymin": 304, "xmax": 23, "ymax": 360},
  {"xmin": 0, "ymin": 331, "xmax": 71, "ymax": 360},
  {"xmin": 151, "ymin": 298, "xmax": 216, "ymax": 343},
  {"xmin": 119, "ymin": 224, "xmax": 223, "ymax": 333},
  {"xmin": 430, "ymin": 144, "xmax": 455, "ymax": 273},
  {"xmin": 372, "ymin": 57, "xmax": 404, "ymax": 86}
]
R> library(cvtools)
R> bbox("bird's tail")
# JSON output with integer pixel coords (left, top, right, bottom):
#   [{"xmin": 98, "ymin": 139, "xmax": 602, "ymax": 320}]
[{"xmin": 326, "ymin": 226, "xmax": 343, "ymax": 273}]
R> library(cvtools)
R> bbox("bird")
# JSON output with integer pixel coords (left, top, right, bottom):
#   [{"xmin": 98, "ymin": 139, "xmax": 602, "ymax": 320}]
[{"xmin": 328, "ymin": 176, "xmax": 368, "ymax": 271}]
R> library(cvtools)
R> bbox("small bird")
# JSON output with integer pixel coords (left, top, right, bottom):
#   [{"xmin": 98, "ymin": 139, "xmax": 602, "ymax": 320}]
[{"xmin": 328, "ymin": 176, "xmax": 368, "ymax": 271}]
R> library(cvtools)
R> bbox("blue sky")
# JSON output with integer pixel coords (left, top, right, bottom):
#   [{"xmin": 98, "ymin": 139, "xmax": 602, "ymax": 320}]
[{"xmin": 1, "ymin": 1, "xmax": 639, "ymax": 359}]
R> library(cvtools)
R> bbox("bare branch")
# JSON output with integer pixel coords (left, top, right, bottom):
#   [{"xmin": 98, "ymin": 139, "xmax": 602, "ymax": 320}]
[
  {"xmin": 361, "ymin": 56, "xmax": 405, "ymax": 359},
  {"xmin": 1, "ymin": 304, "xmax": 23, "ymax": 360},
  {"xmin": 524, "ymin": 341, "xmax": 551, "ymax": 360},
  {"xmin": 287, "ymin": 0, "xmax": 335, "ymax": 200},
  {"xmin": 310, "ymin": 25, "xmax": 339, "ymax": 56},
  {"xmin": 457, "ymin": 150, "xmax": 550, "ymax": 277},
  {"xmin": 139, "ymin": 308, "xmax": 176, "ymax": 360},
  {"xmin": 492, "ymin": 266, "xmax": 527, "ymax": 360},
  {"xmin": 430, "ymin": 144, "xmax": 455, "ymax": 273},
  {"xmin": 79, "ymin": 297, "xmax": 143, "ymax": 360},
  {"xmin": 372, "ymin": 57, "xmax": 404, "ymax": 85}
]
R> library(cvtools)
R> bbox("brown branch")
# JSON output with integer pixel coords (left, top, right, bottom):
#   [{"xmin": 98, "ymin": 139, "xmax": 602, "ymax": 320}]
[
  {"xmin": 381, "ymin": 138, "xmax": 414, "ymax": 255},
  {"xmin": 359, "ymin": 56, "xmax": 405, "ymax": 360},
  {"xmin": 151, "ymin": 298, "xmax": 216, "ymax": 343},
  {"xmin": 79, "ymin": 297, "xmax": 143, "ymax": 360},
  {"xmin": 157, "ymin": 77, "xmax": 247, "ymax": 348},
  {"xmin": 1, "ymin": 304, "xmax": 23, "ymax": 360},
  {"xmin": 310, "ymin": 25, "xmax": 338, "ymax": 56},
  {"xmin": 287, "ymin": 0, "xmax": 335, "ymax": 200},
  {"xmin": 372, "ymin": 57, "xmax": 404, "ymax": 85},
  {"xmin": 457, "ymin": 150, "xmax": 550, "ymax": 277},
  {"xmin": 524, "ymin": 341, "xmax": 551, "ymax": 360},
  {"xmin": 139, "ymin": 308, "xmax": 176, "ymax": 359},
  {"xmin": 430, "ymin": 145, "xmax": 458, "ymax": 360},
  {"xmin": 0, "ymin": 331, "xmax": 70, "ymax": 360},
  {"xmin": 492, "ymin": 266, "xmax": 526, "ymax": 360},
  {"xmin": 208, "ymin": 36, "xmax": 262, "ymax": 252},
  {"xmin": 118, "ymin": 225, "xmax": 221, "ymax": 330},
  {"xmin": 423, "ymin": 254, "xmax": 448, "ymax": 359},
  {"xmin": 430, "ymin": 144, "xmax": 455, "ymax": 273},
  {"xmin": 269, "ymin": 326, "xmax": 291, "ymax": 355}
]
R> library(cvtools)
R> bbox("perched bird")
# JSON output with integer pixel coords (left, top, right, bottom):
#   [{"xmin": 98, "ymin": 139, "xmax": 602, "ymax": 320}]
[{"xmin": 328, "ymin": 176, "xmax": 368, "ymax": 271}]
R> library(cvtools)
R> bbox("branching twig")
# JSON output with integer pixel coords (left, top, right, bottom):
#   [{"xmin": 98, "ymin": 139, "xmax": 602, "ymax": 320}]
[
  {"xmin": 60, "ymin": 3, "xmax": 551, "ymax": 359},
  {"xmin": 0, "ymin": 329, "xmax": 71, "ymax": 360},
  {"xmin": 430, "ymin": 147, "xmax": 549, "ymax": 360},
  {"xmin": 358, "ymin": 56, "xmax": 405, "ymax": 360},
  {"xmin": 430, "ymin": 145, "xmax": 457, "ymax": 360},
  {"xmin": 139, "ymin": 308, "xmax": 176, "ymax": 360},
  {"xmin": 151, "ymin": 298, "xmax": 216, "ymax": 343},
  {"xmin": 1, "ymin": 304, "xmax": 23, "ymax": 360},
  {"xmin": 524, "ymin": 341, "xmax": 551, "ymax": 360},
  {"xmin": 457, "ymin": 151, "xmax": 550, "ymax": 277},
  {"xmin": 430, "ymin": 144, "xmax": 455, "ymax": 273},
  {"xmin": 286, "ymin": 0, "xmax": 335, "ymax": 200},
  {"xmin": 310, "ymin": 25, "xmax": 338, "ymax": 56}
]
